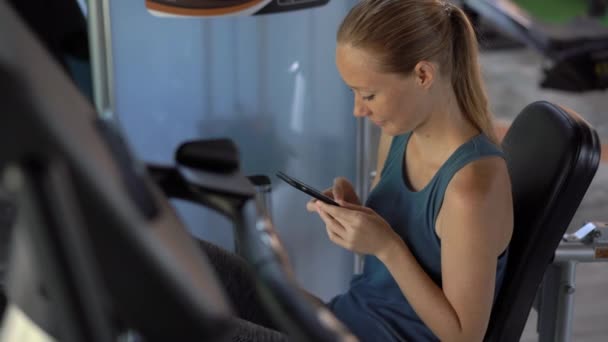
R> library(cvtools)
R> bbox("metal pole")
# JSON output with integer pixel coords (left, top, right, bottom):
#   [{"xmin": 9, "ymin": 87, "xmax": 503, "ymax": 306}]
[
  {"xmin": 554, "ymin": 242, "xmax": 608, "ymax": 262},
  {"xmin": 354, "ymin": 118, "xmax": 377, "ymax": 274},
  {"xmin": 538, "ymin": 241, "xmax": 608, "ymax": 342},
  {"xmin": 354, "ymin": 118, "xmax": 365, "ymax": 274},
  {"xmin": 354, "ymin": 118, "xmax": 380, "ymax": 274},
  {"xmin": 248, "ymin": 175, "xmax": 273, "ymax": 220},
  {"xmin": 87, "ymin": 0, "xmax": 116, "ymax": 120},
  {"xmin": 246, "ymin": 175, "xmax": 273, "ymax": 255},
  {"xmin": 554, "ymin": 261, "xmax": 577, "ymax": 342},
  {"xmin": 538, "ymin": 264, "xmax": 560, "ymax": 342}
]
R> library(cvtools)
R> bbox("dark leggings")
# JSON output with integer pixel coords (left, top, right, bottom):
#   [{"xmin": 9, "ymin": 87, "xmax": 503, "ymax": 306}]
[{"xmin": 199, "ymin": 239, "xmax": 322, "ymax": 342}]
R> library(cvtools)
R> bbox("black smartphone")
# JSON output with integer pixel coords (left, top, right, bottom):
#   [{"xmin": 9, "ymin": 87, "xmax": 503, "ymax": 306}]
[{"xmin": 276, "ymin": 171, "xmax": 340, "ymax": 206}]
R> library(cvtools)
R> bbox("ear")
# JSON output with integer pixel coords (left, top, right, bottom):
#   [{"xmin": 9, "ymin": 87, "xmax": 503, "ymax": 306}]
[{"xmin": 413, "ymin": 61, "xmax": 436, "ymax": 90}]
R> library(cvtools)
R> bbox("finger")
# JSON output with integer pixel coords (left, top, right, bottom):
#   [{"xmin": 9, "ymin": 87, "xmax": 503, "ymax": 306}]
[
  {"xmin": 335, "ymin": 200, "xmax": 373, "ymax": 213},
  {"xmin": 334, "ymin": 177, "xmax": 352, "ymax": 189},
  {"xmin": 322, "ymin": 187, "xmax": 334, "ymax": 197},
  {"xmin": 317, "ymin": 207, "xmax": 347, "ymax": 234},
  {"xmin": 333, "ymin": 178, "xmax": 345, "ymax": 202},
  {"xmin": 325, "ymin": 225, "xmax": 341, "ymax": 240},
  {"xmin": 320, "ymin": 214, "xmax": 346, "ymax": 245},
  {"xmin": 325, "ymin": 226, "xmax": 348, "ymax": 248},
  {"xmin": 324, "ymin": 223, "xmax": 352, "ymax": 250},
  {"xmin": 317, "ymin": 201, "xmax": 361, "ymax": 224},
  {"xmin": 306, "ymin": 199, "xmax": 318, "ymax": 212}
]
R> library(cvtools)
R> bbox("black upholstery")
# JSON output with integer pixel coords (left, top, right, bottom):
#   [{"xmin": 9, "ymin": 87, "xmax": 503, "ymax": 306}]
[
  {"xmin": 176, "ymin": 139, "xmax": 240, "ymax": 174},
  {"xmin": 6, "ymin": 0, "xmax": 89, "ymax": 72},
  {"xmin": 0, "ymin": 1, "xmax": 234, "ymax": 340},
  {"xmin": 0, "ymin": 1, "xmax": 356, "ymax": 341},
  {"xmin": 484, "ymin": 101, "xmax": 601, "ymax": 342}
]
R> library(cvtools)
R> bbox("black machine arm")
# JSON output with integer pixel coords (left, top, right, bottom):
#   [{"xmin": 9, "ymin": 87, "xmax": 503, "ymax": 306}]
[
  {"xmin": 149, "ymin": 138, "xmax": 357, "ymax": 341},
  {"xmin": 464, "ymin": 0, "xmax": 608, "ymax": 91}
]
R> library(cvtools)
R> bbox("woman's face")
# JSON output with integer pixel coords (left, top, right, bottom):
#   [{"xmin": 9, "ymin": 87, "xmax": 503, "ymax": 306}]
[{"xmin": 335, "ymin": 44, "xmax": 431, "ymax": 136}]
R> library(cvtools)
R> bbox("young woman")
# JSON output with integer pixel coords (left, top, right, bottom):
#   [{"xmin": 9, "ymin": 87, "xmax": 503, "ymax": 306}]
[
  {"xmin": 200, "ymin": 1, "xmax": 513, "ymax": 341},
  {"xmin": 305, "ymin": 0, "xmax": 513, "ymax": 341}
]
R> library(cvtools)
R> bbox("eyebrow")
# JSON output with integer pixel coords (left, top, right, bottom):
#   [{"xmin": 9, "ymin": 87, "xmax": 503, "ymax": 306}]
[{"xmin": 347, "ymin": 84, "xmax": 375, "ymax": 92}]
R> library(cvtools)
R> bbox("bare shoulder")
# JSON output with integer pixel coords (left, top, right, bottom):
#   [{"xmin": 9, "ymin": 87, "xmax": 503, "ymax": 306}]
[
  {"xmin": 440, "ymin": 155, "xmax": 513, "ymax": 255},
  {"xmin": 451, "ymin": 156, "xmax": 510, "ymax": 197}
]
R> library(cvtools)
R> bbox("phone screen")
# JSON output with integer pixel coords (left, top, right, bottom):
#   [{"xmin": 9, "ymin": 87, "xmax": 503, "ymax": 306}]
[{"xmin": 276, "ymin": 172, "xmax": 340, "ymax": 206}]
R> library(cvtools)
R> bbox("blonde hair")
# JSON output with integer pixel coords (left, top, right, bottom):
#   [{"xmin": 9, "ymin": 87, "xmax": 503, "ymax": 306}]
[{"xmin": 338, "ymin": 0, "xmax": 499, "ymax": 145}]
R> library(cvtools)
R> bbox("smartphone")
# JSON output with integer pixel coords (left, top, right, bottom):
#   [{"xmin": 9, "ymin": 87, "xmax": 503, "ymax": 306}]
[{"xmin": 276, "ymin": 171, "xmax": 340, "ymax": 206}]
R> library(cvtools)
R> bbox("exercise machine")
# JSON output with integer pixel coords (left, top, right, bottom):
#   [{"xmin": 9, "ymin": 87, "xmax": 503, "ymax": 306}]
[{"xmin": 464, "ymin": 0, "xmax": 608, "ymax": 91}]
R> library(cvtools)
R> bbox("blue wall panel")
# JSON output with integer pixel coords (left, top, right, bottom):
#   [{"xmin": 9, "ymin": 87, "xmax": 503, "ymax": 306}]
[{"xmin": 110, "ymin": 0, "xmax": 356, "ymax": 300}]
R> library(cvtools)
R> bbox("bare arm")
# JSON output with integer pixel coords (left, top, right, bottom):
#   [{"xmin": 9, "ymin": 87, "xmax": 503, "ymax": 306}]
[{"xmin": 377, "ymin": 157, "xmax": 513, "ymax": 341}]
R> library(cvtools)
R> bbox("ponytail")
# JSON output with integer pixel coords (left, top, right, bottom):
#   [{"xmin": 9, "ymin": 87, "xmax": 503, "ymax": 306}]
[{"xmin": 450, "ymin": 8, "xmax": 499, "ymax": 145}]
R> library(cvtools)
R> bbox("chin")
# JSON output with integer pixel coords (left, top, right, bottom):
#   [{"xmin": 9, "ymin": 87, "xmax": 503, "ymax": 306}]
[{"xmin": 381, "ymin": 124, "xmax": 409, "ymax": 137}]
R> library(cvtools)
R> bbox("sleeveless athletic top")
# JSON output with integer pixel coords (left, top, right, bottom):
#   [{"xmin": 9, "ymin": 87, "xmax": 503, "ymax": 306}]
[{"xmin": 328, "ymin": 132, "xmax": 509, "ymax": 341}]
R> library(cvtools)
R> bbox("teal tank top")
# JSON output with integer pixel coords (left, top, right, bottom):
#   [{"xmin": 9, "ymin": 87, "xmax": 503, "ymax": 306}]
[{"xmin": 328, "ymin": 132, "xmax": 509, "ymax": 341}]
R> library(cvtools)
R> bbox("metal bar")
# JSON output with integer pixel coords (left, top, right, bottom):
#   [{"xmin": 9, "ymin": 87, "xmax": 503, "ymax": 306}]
[
  {"xmin": 554, "ymin": 242, "xmax": 608, "ymax": 262},
  {"xmin": 538, "ymin": 240, "xmax": 608, "ymax": 342},
  {"xmin": 247, "ymin": 175, "xmax": 273, "ymax": 255},
  {"xmin": 538, "ymin": 261, "xmax": 577, "ymax": 342},
  {"xmin": 354, "ymin": 117, "xmax": 365, "ymax": 274},
  {"xmin": 87, "ymin": 0, "xmax": 116, "ymax": 120},
  {"xmin": 353, "ymin": 119, "xmax": 380, "ymax": 274},
  {"xmin": 538, "ymin": 264, "xmax": 560, "ymax": 342},
  {"xmin": 248, "ymin": 175, "xmax": 273, "ymax": 218},
  {"xmin": 554, "ymin": 261, "xmax": 577, "ymax": 342}
]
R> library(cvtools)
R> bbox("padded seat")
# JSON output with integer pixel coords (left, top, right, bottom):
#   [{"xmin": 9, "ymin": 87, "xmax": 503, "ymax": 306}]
[{"xmin": 484, "ymin": 101, "xmax": 601, "ymax": 341}]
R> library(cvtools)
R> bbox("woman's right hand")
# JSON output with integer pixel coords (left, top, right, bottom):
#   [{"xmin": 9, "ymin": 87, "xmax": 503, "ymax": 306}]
[{"xmin": 306, "ymin": 177, "xmax": 361, "ymax": 212}]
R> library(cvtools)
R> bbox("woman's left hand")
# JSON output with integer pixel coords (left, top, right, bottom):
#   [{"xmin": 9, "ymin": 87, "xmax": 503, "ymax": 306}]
[{"xmin": 314, "ymin": 200, "xmax": 401, "ymax": 256}]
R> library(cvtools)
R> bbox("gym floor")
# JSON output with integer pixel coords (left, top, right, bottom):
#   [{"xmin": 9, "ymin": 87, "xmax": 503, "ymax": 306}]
[{"xmin": 480, "ymin": 48, "xmax": 608, "ymax": 341}]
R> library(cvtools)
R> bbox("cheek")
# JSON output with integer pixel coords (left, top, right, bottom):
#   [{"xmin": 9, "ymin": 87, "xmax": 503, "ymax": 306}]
[
  {"xmin": 399, "ymin": 92, "xmax": 426, "ymax": 119},
  {"xmin": 391, "ymin": 95, "xmax": 414, "ymax": 120}
]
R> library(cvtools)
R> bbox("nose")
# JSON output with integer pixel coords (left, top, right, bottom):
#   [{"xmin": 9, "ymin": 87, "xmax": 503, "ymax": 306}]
[{"xmin": 353, "ymin": 95, "xmax": 371, "ymax": 118}]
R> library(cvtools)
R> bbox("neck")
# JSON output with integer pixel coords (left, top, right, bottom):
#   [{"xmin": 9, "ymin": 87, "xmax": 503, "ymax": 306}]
[{"xmin": 410, "ymin": 84, "xmax": 479, "ymax": 164}]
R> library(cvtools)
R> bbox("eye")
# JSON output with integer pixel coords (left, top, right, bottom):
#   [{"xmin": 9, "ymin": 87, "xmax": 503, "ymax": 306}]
[{"xmin": 362, "ymin": 94, "xmax": 375, "ymax": 101}]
